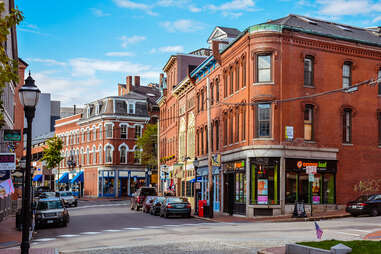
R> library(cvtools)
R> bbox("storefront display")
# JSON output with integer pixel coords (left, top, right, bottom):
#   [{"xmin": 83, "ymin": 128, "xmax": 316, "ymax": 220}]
[
  {"xmin": 250, "ymin": 158, "xmax": 279, "ymax": 205},
  {"xmin": 285, "ymin": 159, "xmax": 336, "ymax": 204}
]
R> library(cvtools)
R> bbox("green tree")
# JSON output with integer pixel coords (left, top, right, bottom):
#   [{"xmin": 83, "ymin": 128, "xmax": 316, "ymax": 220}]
[
  {"xmin": 0, "ymin": 2, "xmax": 23, "ymax": 127},
  {"xmin": 136, "ymin": 124, "xmax": 157, "ymax": 169},
  {"xmin": 41, "ymin": 136, "xmax": 64, "ymax": 169}
]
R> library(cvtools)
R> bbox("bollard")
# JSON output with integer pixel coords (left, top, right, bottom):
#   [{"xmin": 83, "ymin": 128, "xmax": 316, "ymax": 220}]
[{"xmin": 330, "ymin": 243, "xmax": 352, "ymax": 254}]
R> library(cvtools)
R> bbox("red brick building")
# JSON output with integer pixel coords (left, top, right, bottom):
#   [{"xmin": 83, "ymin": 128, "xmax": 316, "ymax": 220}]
[
  {"xmin": 55, "ymin": 76, "xmax": 160, "ymax": 197},
  {"xmin": 159, "ymin": 15, "xmax": 381, "ymax": 217}
]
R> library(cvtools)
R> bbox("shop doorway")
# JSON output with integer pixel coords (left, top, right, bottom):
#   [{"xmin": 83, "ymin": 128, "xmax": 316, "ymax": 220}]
[
  {"xmin": 224, "ymin": 172, "xmax": 246, "ymax": 215},
  {"xmin": 120, "ymin": 178, "xmax": 128, "ymax": 197}
]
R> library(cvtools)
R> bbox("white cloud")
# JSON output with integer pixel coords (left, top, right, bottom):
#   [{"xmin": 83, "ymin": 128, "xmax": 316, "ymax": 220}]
[
  {"xmin": 34, "ymin": 72, "xmax": 112, "ymax": 107},
  {"xmin": 160, "ymin": 19, "xmax": 204, "ymax": 32},
  {"xmin": 90, "ymin": 8, "xmax": 111, "ymax": 17},
  {"xmin": 207, "ymin": 0, "xmax": 255, "ymax": 11},
  {"xmin": 156, "ymin": 0, "xmax": 190, "ymax": 7},
  {"xmin": 120, "ymin": 35, "xmax": 146, "ymax": 48},
  {"xmin": 27, "ymin": 58, "xmax": 67, "ymax": 66},
  {"xmin": 113, "ymin": 0, "xmax": 158, "ymax": 16},
  {"xmin": 140, "ymin": 71, "xmax": 161, "ymax": 79},
  {"xmin": 317, "ymin": 0, "xmax": 371, "ymax": 16},
  {"xmin": 158, "ymin": 45, "xmax": 184, "ymax": 53},
  {"xmin": 150, "ymin": 48, "xmax": 157, "ymax": 54},
  {"xmin": 189, "ymin": 6, "xmax": 202, "ymax": 12},
  {"xmin": 105, "ymin": 52, "xmax": 134, "ymax": 57},
  {"xmin": 222, "ymin": 11, "xmax": 243, "ymax": 18},
  {"xmin": 69, "ymin": 58, "xmax": 151, "ymax": 77},
  {"xmin": 373, "ymin": 16, "xmax": 381, "ymax": 22}
]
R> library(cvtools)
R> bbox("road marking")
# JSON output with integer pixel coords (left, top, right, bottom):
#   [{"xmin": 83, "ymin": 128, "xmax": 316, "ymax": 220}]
[
  {"xmin": 33, "ymin": 238, "xmax": 56, "ymax": 242},
  {"xmin": 57, "ymin": 234, "xmax": 80, "ymax": 238},
  {"xmin": 335, "ymin": 231, "xmax": 361, "ymax": 237},
  {"xmin": 144, "ymin": 226, "xmax": 163, "ymax": 229},
  {"xmin": 103, "ymin": 229, "xmax": 123, "ymax": 232},
  {"xmin": 162, "ymin": 224, "xmax": 179, "ymax": 227},
  {"xmin": 80, "ymin": 232, "xmax": 101, "ymax": 235},
  {"xmin": 123, "ymin": 227, "xmax": 142, "ymax": 230},
  {"xmin": 352, "ymin": 229, "xmax": 372, "ymax": 233},
  {"xmin": 70, "ymin": 203, "xmax": 129, "ymax": 210}
]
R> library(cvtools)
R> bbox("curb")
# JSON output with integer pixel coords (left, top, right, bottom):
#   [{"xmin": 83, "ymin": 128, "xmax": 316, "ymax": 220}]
[{"xmin": 193, "ymin": 213, "xmax": 350, "ymax": 223}]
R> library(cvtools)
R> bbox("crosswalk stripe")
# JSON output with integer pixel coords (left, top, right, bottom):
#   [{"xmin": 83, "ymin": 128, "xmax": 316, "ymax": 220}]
[
  {"xmin": 34, "ymin": 238, "xmax": 57, "ymax": 242},
  {"xmin": 103, "ymin": 229, "xmax": 123, "ymax": 232},
  {"xmin": 335, "ymin": 231, "xmax": 361, "ymax": 237},
  {"xmin": 57, "ymin": 234, "xmax": 80, "ymax": 238},
  {"xmin": 123, "ymin": 227, "xmax": 142, "ymax": 230},
  {"xmin": 352, "ymin": 229, "xmax": 372, "ymax": 233},
  {"xmin": 80, "ymin": 232, "xmax": 101, "ymax": 235}
]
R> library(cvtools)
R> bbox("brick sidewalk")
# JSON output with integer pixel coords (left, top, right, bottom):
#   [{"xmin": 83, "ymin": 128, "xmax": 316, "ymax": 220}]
[
  {"xmin": 364, "ymin": 230, "xmax": 381, "ymax": 240},
  {"xmin": 0, "ymin": 215, "xmax": 21, "ymax": 249},
  {"xmin": 195, "ymin": 209, "xmax": 350, "ymax": 223}
]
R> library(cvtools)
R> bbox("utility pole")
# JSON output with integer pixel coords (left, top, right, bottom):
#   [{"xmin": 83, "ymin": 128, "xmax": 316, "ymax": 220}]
[
  {"xmin": 206, "ymin": 78, "xmax": 213, "ymax": 218},
  {"xmin": 157, "ymin": 119, "xmax": 161, "ymax": 195}
]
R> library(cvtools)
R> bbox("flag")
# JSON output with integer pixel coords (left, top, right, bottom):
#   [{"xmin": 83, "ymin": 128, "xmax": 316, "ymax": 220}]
[{"xmin": 314, "ymin": 221, "xmax": 323, "ymax": 239}]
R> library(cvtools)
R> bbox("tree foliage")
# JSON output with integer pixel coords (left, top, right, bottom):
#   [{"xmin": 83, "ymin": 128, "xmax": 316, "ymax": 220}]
[
  {"xmin": 41, "ymin": 136, "xmax": 64, "ymax": 169},
  {"xmin": 0, "ymin": 2, "xmax": 23, "ymax": 127},
  {"xmin": 136, "ymin": 124, "xmax": 157, "ymax": 169}
]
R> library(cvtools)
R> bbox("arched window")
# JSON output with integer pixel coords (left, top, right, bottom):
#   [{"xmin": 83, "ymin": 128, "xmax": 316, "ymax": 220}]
[
  {"xmin": 342, "ymin": 62, "xmax": 352, "ymax": 88},
  {"xmin": 105, "ymin": 145, "xmax": 113, "ymax": 163},
  {"xmin": 179, "ymin": 117, "xmax": 186, "ymax": 160},
  {"xmin": 98, "ymin": 145, "xmax": 103, "ymax": 164},
  {"xmin": 92, "ymin": 146, "xmax": 96, "ymax": 164},
  {"xmin": 343, "ymin": 108, "xmax": 352, "ymax": 143},
  {"xmin": 86, "ymin": 148, "xmax": 90, "ymax": 165},
  {"xmin": 120, "ymin": 145, "xmax": 127, "ymax": 164},
  {"xmin": 187, "ymin": 113, "xmax": 195, "ymax": 158},
  {"xmin": 80, "ymin": 148, "xmax": 84, "ymax": 165},
  {"xmin": 304, "ymin": 104, "xmax": 314, "ymax": 141},
  {"xmin": 93, "ymin": 128, "xmax": 97, "ymax": 140}
]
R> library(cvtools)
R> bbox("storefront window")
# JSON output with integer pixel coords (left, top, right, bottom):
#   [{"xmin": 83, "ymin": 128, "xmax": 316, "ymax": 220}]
[
  {"xmin": 103, "ymin": 178, "xmax": 114, "ymax": 195},
  {"xmin": 286, "ymin": 172, "xmax": 297, "ymax": 204},
  {"xmin": 285, "ymin": 159, "xmax": 337, "ymax": 204},
  {"xmin": 250, "ymin": 158, "xmax": 279, "ymax": 205}
]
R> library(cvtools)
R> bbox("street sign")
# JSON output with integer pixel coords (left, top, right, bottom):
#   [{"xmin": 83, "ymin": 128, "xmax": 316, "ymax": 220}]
[
  {"xmin": 309, "ymin": 173, "xmax": 315, "ymax": 182},
  {"xmin": 306, "ymin": 165, "xmax": 317, "ymax": 174},
  {"xmin": 4, "ymin": 129, "xmax": 21, "ymax": 141},
  {"xmin": 285, "ymin": 126, "xmax": 294, "ymax": 140},
  {"xmin": 0, "ymin": 153, "xmax": 16, "ymax": 170}
]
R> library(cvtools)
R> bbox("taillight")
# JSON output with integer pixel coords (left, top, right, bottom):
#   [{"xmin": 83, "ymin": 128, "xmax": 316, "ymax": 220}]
[
  {"xmin": 186, "ymin": 204, "xmax": 191, "ymax": 208},
  {"xmin": 167, "ymin": 204, "xmax": 173, "ymax": 208},
  {"xmin": 359, "ymin": 203, "xmax": 367, "ymax": 207}
]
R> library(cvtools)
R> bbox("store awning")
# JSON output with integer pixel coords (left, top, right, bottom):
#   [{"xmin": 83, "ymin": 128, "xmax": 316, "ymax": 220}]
[
  {"xmin": 58, "ymin": 172, "xmax": 69, "ymax": 183},
  {"xmin": 70, "ymin": 171, "xmax": 84, "ymax": 184},
  {"xmin": 189, "ymin": 176, "xmax": 202, "ymax": 183},
  {"xmin": 32, "ymin": 175, "xmax": 42, "ymax": 182}
]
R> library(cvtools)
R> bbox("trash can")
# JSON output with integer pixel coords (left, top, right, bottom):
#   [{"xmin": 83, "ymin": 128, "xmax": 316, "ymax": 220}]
[{"xmin": 198, "ymin": 200, "xmax": 204, "ymax": 217}]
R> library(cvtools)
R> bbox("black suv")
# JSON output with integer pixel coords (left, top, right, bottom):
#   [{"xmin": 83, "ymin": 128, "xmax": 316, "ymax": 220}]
[{"xmin": 131, "ymin": 187, "xmax": 157, "ymax": 211}]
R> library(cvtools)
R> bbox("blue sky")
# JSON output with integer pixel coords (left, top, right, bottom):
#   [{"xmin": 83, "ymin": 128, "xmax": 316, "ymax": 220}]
[{"xmin": 17, "ymin": 0, "xmax": 381, "ymax": 106}]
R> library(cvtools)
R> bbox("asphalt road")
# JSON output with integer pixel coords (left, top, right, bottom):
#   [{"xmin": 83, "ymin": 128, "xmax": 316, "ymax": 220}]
[
  {"xmin": 34, "ymin": 199, "xmax": 208, "ymax": 239},
  {"xmin": 32, "ymin": 200, "xmax": 381, "ymax": 254}
]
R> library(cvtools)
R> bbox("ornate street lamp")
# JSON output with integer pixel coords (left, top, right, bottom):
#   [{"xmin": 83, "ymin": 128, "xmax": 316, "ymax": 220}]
[
  {"xmin": 193, "ymin": 157, "xmax": 199, "ymax": 215},
  {"xmin": 19, "ymin": 72, "xmax": 40, "ymax": 254}
]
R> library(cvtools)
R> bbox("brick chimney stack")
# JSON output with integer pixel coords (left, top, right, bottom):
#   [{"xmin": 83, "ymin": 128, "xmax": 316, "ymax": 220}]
[
  {"xmin": 159, "ymin": 73, "xmax": 164, "ymax": 88},
  {"xmin": 126, "ymin": 76, "xmax": 133, "ymax": 93},
  {"xmin": 212, "ymin": 40, "xmax": 228, "ymax": 65},
  {"xmin": 134, "ymin": 76, "xmax": 140, "ymax": 87}
]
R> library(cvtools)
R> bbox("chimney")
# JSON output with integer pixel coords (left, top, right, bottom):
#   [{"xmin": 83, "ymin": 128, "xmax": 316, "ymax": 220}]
[
  {"xmin": 134, "ymin": 76, "xmax": 140, "ymax": 87},
  {"xmin": 212, "ymin": 40, "xmax": 228, "ymax": 65},
  {"xmin": 159, "ymin": 73, "xmax": 164, "ymax": 88},
  {"xmin": 73, "ymin": 105, "xmax": 76, "ymax": 115},
  {"xmin": 126, "ymin": 75, "xmax": 133, "ymax": 93}
]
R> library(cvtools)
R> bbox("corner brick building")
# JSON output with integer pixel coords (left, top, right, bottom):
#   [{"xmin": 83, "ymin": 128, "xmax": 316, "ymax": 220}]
[
  {"xmin": 55, "ymin": 76, "xmax": 160, "ymax": 197},
  {"xmin": 159, "ymin": 15, "xmax": 381, "ymax": 217}
]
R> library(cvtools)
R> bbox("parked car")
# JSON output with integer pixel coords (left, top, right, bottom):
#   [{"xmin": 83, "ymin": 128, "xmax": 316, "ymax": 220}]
[
  {"xmin": 346, "ymin": 194, "xmax": 381, "ymax": 217},
  {"xmin": 160, "ymin": 197, "xmax": 191, "ymax": 218},
  {"xmin": 34, "ymin": 197, "xmax": 70, "ymax": 228},
  {"xmin": 143, "ymin": 196, "xmax": 157, "ymax": 213},
  {"xmin": 131, "ymin": 187, "xmax": 157, "ymax": 211},
  {"xmin": 56, "ymin": 191, "xmax": 78, "ymax": 207},
  {"xmin": 150, "ymin": 197, "xmax": 166, "ymax": 216},
  {"xmin": 33, "ymin": 186, "xmax": 51, "ymax": 198},
  {"xmin": 39, "ymin": 192, "xmax": 56, "ymax": 199}
]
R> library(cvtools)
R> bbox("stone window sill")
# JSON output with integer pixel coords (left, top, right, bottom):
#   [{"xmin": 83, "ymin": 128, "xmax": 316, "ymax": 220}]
[
  {"xmin": 253, "ymin": 82, "xmax": 274, "ymax": 86},
  {"xmin": 342, "ymin": 143, "xmax": 353, "ymax": 146},
  {"xmin": 253, "ymin": 137, "xmax": 273, "ymax": 141}
]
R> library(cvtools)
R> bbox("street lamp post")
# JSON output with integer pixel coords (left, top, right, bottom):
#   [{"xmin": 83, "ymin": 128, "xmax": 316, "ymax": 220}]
[
  {"xmin": 67, "ymin": 157, "xmax": 76, "ymax": 191},
  {"xmin": 19, "ymin": 72, "xmax": 41, "ymax": 254},
  {"xmin": 193, "ymin": 158, "xmax": 199, "ymax": 215}
]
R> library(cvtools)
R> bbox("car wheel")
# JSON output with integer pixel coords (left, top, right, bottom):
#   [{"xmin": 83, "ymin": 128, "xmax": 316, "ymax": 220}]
[{"xmin": 370, "ymin": 208, "xmax": 379, "ymax": 217}]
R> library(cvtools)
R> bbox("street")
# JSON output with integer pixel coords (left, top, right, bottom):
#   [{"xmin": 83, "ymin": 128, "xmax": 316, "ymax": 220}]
[{"xmin": 31, "ymin": 200, "xmax": 381, "ymax": 254}]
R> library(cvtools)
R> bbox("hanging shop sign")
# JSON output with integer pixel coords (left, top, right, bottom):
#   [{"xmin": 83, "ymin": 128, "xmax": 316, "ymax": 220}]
[
  {"xmin": 212, "ymin": 154, "xmax": 221, "ymax": 167},
  {"xmin": 0, "ymin": 153, "xmax": 16, "ymax": 170},
  {"xmin": 285, "ymin": 126, "xmax": 294, "ymax": 141},
  {"xmin": 4, "ymin": 129, "xmax": 21, "ymax": 142}
]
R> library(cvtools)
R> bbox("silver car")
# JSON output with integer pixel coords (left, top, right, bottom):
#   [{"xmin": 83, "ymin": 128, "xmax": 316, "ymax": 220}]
[
  {"xmin": 35, "ymin": 198, "xmax": 70, "ymax": 228},
  {"xmin": 56, "ymin": 191, "xmax": 78, "ymax": 207}
]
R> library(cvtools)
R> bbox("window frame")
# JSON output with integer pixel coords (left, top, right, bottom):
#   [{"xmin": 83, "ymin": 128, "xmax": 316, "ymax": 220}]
[
  {"xmin": 256, "ymin": 103, "xmax": 272, "ymax": 138},
  {"xmin": 121, "ymin": 124, "xmax": 128, "ymax": 139},
  {"xmin": 120, "ymin": 146, "xmax": 127, "ymax": 164},
  {"xmin": 342, "ymin": 108, "xmax": 352, "ymax": 144},
  {"xmin": 304, "ymin": 104, "xmax": 314, "ymax": 141},
  {"xmin": 235, "ymin": 63, "xmax": 240, "ymax": 91},
  {"xmin": 256, "ymin": 54, "xmax": 272, "ymax": 83},
  {"xmin": 304, "ymin": 56, "xmax": 314, "ymax": 87},
  {"xmin": 105, "ymin": 124, "xmax": 113, "ymax": 138},
  {"xmin": 342, "ymin": 62, "xmax": 352, "ymax": 88}
]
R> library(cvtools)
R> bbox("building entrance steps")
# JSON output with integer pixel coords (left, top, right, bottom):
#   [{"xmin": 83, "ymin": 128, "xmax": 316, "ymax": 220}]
[{"xmin": 194, "ymin": 209, "xmax": 350, "ymax": 223}]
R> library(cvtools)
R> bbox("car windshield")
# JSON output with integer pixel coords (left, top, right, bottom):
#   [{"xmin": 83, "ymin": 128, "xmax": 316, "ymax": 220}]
[
  {"xmin": 141, "ymin": 189, "xmax": 157, "ymax": 196},
  {"xmin": 167, "ymin": 197, "xmax": 188, "ymax": 203},
  {"xmin": 37, "ymin": 200, "xmax": 63, "ymax": 210},
  {"xmin": 60, "ymin": 192, "xmax": 73, "ymax": 197}
]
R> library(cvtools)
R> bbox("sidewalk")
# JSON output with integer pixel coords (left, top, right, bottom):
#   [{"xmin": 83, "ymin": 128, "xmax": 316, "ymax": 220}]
[
  {"xmin": 194, "ymin": 209, "xmax": 350, "ymax": 223},
  {"xmin": 0, "ymin": 215, "xmax": 21, "ymax": 249}
]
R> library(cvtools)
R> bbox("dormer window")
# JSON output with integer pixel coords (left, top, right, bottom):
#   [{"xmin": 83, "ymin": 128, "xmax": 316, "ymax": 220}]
[
  {"xmin": 87, "ymin": 107, "xmax": 91, "ymax": 118},
  {"xmin": 128, "ymin": 103, "xmax": 135, "ymax": 114}
]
